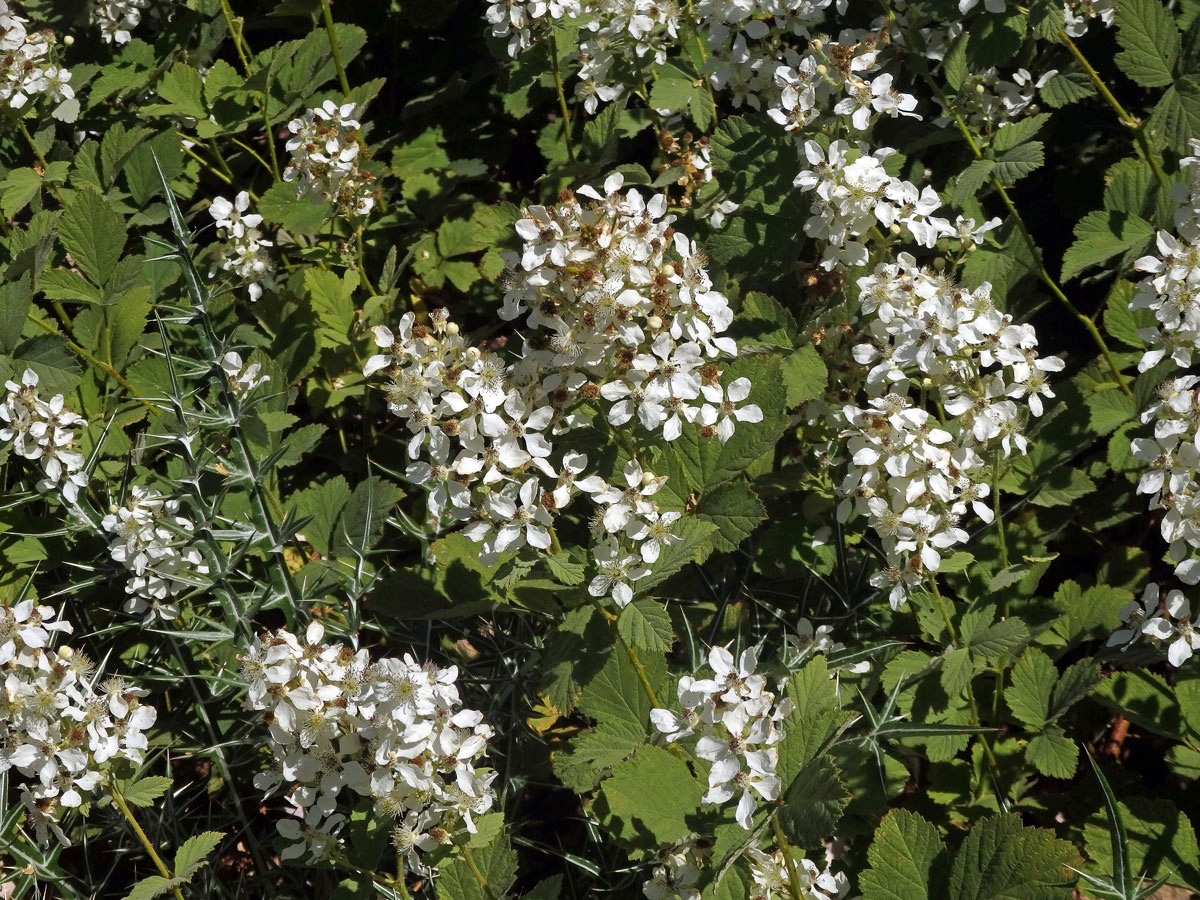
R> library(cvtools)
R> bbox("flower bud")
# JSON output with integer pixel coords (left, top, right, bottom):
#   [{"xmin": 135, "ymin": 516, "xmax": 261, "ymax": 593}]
[{"xmin": 816, "ymin": 64, "xmax": 828, "ymax": 77}]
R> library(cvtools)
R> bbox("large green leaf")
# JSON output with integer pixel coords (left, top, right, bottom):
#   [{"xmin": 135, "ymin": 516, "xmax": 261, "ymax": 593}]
[
  {"xmin": 59, "ymin": 188, "xmax": 127, "ymax": 287},
  {"xmin": 860, "ymin": 810, "xmax": 949, "ymax": 900},
  {"xmin": 949, "ymin": 814, "xmax": 1079, "ymax": 900},
  {"xmin": 595, "ymin": 746, "xmax": 704, "ymax": 855},
  {"xmin": 1115, "ymin": 0, "xmax": 1180, "ymax": 87}
]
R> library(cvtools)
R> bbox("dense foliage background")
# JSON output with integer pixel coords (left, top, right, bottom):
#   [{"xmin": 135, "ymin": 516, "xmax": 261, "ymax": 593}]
[{"xmin": 1, "ymin": 0, "xmax": 1200, "ymax": 898}]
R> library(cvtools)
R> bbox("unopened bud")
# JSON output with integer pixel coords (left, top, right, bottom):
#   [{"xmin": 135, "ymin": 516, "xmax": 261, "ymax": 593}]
[
  {"xmin": 466, "ymin": 347, "xmax": 481, "ymax": 362},
  {"xmin": 811, "ymin": 39, "xmax": 823, "ymax": 50},
  {"xmin": 57, "ymin": 646, "xmax": 74, "ymax": 660},
  {"xmin": 63, "ymin": 34, "xmax": 75, "ymax": 45},
  {"xmin": 647, "ymin": 315, "xmax": 664, "ymax": 331},
  {"xmin": 641, "ymin": 471, "xmax": 657, "ymax": 486},
  {"xmin": 816, "ymin": 64, "xmax": 828, "ymax": 77},
  {"xmin": 889, "ymin": 223, "xmax": 901, "ymax": 235},
  {"xmin": 446, "ymin": 322, "xmax": 460, "ymax": 336},
  {"xmin": 975, "ymin": 84, "xmax": 986, "ymax": 95},
  {"xmin": 933, "ymin": 256, "xmax": 947, "ymax": 270}
]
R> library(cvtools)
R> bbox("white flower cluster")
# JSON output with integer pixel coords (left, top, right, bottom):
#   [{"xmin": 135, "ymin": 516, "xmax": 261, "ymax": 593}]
[
  {"xmin": 794, "ymin": 141, "xmax": 998, "ymax": 271},
  {"xmin": 240, "ymin": 624, "xmax": 496, "ymax": 868},
  {"xmin": 284, "ymin": 100, "xmax": 376, "ymax": 218},
  {"xmin": 1062, "ymin": 0, "xmax": 1114, "ymax": 36},
  {"xmin": 208, "ymin": 192, "xmax": 276, "ymax": 302},
  {"xmin": 937, "ymin": 67, "xmax": 1057, "ymax": 130},
  {"xmin": 366, "ymin": 175, "xmax": 759, "ymax": 606},
  {"xmin": 745, "ymin": 846, "xmax": 850, "ymax": 900},
  {"xmin": 651, "ymin": 646, "xmax": 790, "ymax": 829},
  {"xmin": 1131, "ymin": 375, "xmax": 1200, "ymax": 586},
  {"xmin": 766, "ymin": 34, "xmax": 917, "ymax": 133},
  {"xmin": 0, "ymin": 600, "xmax": 157, "ymax": 847},
  {"xmin": 486, "ymin": 0, "xmax": 685, "ymax": 112},
  {"xmin": 643, "ymin": 835, "xmax": 708, "ymax": 900},
  {"xmin": 90, "ymin": 0, "xmax": 148, "ymax": 44},
  {"xmin": 1, "ymin": 1, "xmax": 72, "ymax": 111},
  {"xmin": 101, "ymin": 486, "xmax": 210, "ymax": 622},
  {"xmin": 838, "ymin": 255, "xmax": 1063, "ymax": 607},
  {"xmin": 0, "ymin": 369, "xmax": 88, "ymax": 504},
  {"xmin": 1131, "ymin": 143, "xmax": 1200, "ymax": 373},
  {"xmin": 1108, "ymin": 583, "xmax": 1200, "ymax": 666}
]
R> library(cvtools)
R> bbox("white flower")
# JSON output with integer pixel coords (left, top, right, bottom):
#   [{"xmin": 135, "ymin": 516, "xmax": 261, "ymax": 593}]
[{"xmin": 0, "ymin": 368, "xmax": 88, "ymax": 503}]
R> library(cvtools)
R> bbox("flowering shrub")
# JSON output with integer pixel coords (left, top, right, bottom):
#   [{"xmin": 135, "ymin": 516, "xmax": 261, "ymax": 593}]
[{"xmin": 2, "ymin": 0, "xmax": 1200, "ymax": 899}]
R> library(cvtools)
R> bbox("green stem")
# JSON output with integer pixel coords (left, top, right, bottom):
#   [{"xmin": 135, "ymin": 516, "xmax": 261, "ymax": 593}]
[
  {"xmin": 110, "ymin": 786, "xmax": 188, "ymax": 900},
  {"xmin": 548, "ymin": 36, "xmax": 576, "ymax": 163},
  {"xmin": 218, "ymin": 0, "xmax": 282, "ymax": 180},
  {"xmin": 770, "ymin": 814, "xmax": 808, "ymax": 900},
  {"xmin": 320, "ymin": 0, "xmax": 353, "ymax": 96},
  {"xmin": 1059, "ymin": 30, "xmax": 1171, "ymax": 195},
  {"xmin": 459, "ymin": 844, "xmax": 500, "ymax": 900}
]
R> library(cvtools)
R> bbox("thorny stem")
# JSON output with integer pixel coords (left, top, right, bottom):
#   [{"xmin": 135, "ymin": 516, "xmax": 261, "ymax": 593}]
[
  {"xmin": 110, "ymin": 785, "xmax": 188, "ymax": 900},
  {"xmin": 548, "ymin": 36, "xmax": 577, "ymax": 163},
  {"xmin": 1059, "ymin": 30, "xmax": 1171, "ymax": 196},
  {"xmin": 882, "ymin": 5, "xmax": 1135, "ymax": 399},
  {"xmin": 320, "ymin": 0, "xmax": 353, "ymax": 96},
  {"xmin": 770, "ymin": 814, "xmax": 808, "ymax": 900}
]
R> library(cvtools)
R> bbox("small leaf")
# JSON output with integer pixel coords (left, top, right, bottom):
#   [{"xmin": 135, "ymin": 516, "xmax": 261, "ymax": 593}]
[
  {"xmin": 780, "ymin": 345, "xmax": 828, "ymax": 407},
  {"xmin": 1061, "ymin": 209, "xmax": 1155, "ymax": 282},
  {"xmin": 59, "ymin": 188, "xmax": 127, "ymax": 287},
  {"xmin": 617, "ymin": 599, "xmax": 673, "ymax": 652},
  {"xmin": 117, "ymin": 776, "xmax": 173, "ymax": 808},
  {"xmin": 173, "ymin": 830, "xmax": 224, "ymax": 880},
  {"xmin": 1025, "ymin": 729, "xmax": 1079, "ymax": 778},
  {"xmin": 860, "ymin": 809, "xmax": 949, "ymax": 900},
  {"xmin": 1006, "ymin": 648, "xmax": 1056, "ymax": 728}
]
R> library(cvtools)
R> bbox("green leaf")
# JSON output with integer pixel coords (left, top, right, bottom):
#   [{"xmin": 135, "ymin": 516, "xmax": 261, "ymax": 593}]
[
  {"xmin": 967, "ymin": 619, "xmax": 1029, "ymax": 661},
  {"xmin": 953, "ymin": 159, "xmax": 996, "ymax": 206},
  {"xmin": 120, "ymin": 876, "xmax": 178, "ymax": 900},
  {"xmin": 258, "ymin": 181, "xmax": 332, "ymax": 234},
  {"xmin": 1061, "ymin": 209, "xmax": 1154, "ymax": 282},
  {"xmin": 1, "ymin": 168, "xmax": 47, "ymax": 217},
  {"xmin": 173, "ymin": 830, "xmax": 224, "ymax": 880},
  {"xmin": 949, "ymin": 814, "xmax": 1079, "ymax": 900},
  {"xmin": 596, "ymin": 746, "xmax": 704, "ymax": 854},
  {"xmin": 1029, "ymin": 467, "xmax": 1096, "ymax": 507},
  {"xmin": 992, "ymin": 141, "xmax": 1043, "ymax": 186},
  {"xmin": 694, "ymin": 482, "xmax": 767, "ymax": 553},
  {"xmin": 1115, "ymin": 0, "xmax": 1180, "ymax": 88},
  {"xmin": 617, "ymin": 599, "xmax": 673, "ymax": 652},
  {"xmin": 1048, "ymin": 660, "xmax": 1103, "ymax": 721},
  {"xmin": 1041, "ymin": 68, "xmax": 1096, "ymax": 108},
  {"xmin": 635, "ymin": 517, "xmax": 719, "ymax": 594},
  {"xmin": 965, "ymin": 12, "xmax": 1026, "ymax": 68},
  {"xmin": 153, "ymin": 62, "xmax": 207, "ymax": 118},
  {"xmin": 992, "ymin": 112, "xmax": 1051, "ymax": 152},
  {"xmin": 778, "ymin": 757, "xmax": 851, "ymax": 850},
  {"xmin": 291, "ymin": 475, "xmax": 352, "ymax": 557},
  {"xmin": 1146, "ymin": 78, "xmax": 1200, "ymax": 154},
  {"xmin": 436, "ymin": 825, "xmax": 519, "ymax": 900},
  {"xmin": 1006, "ymin": 649, "xmax": 1056, "ymax": 727},
  {"xmin": 780, "ymin": 345, "xmax": 827, "ymax": 407},
  {"xmin": 944, "ymin": 32, "xmax": 969, "ymax": 91},
  {"xmin": 648, "ymin": 63, "xmax": 710, "ymax": 129},
  {"xmin": 1025, "ymin": 728, "xmax": 1079, "ymax": 778},
  {"xmin": 59, "ymin": 188, "xmax": 127, "ymax": 287},
  {"xmin": 1104, "ymin": 279, "xmax": 1154, "ymax": 348},
  {"xmin": 942, "ymin": 647, "xmax": 974, "ymax": 698},
  {"xmin": 544, "ymin": 552, "xmax": 586, "ymax": 586},
  {"xmin": 304, "ymin": 267, "xmax": 357, "ymax": 349},
  {"xmin": 1086, "ymin": 389, "xmax": 1137, "ymax": 435},
  {"xmin": 578, "ymin": 640, "xmax": 665, "ymax": 730},
  {"xmin": 40, "ymin": 268, "xmax": 103, "ymax": 304},
  {"xmin": 0, "ymin": 277, "xmax": 31, "ymax": 354},
  {"xmin": 860, "ymin": 810, "xmax": 949, "ymax": 900},
  {"xmin": 117, "ymin": 776, "xmax": 173, "ymax": 808},
  {"xmin": 332, "ymin": 475, "xmax": 405, "ymax": 557}
]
